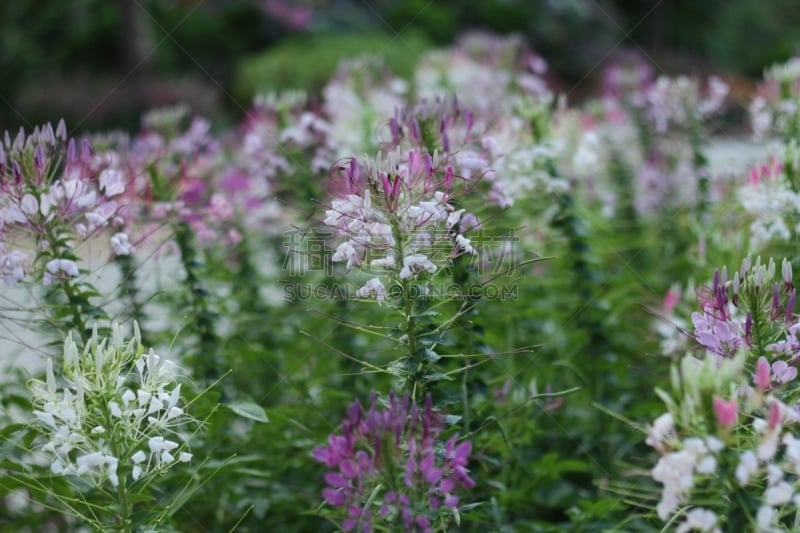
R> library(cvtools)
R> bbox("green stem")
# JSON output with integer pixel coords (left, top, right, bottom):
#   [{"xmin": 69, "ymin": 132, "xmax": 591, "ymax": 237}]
[
  {"xmin": 391, "ymin": 216, "xmax": 423, "ymax": 401},
  {"xmin": 173, "ymin": 221, "xmax": 219, "ymax": 381},
  {"xmin": 116, "ymin": 470, "xmax": 132, "ymax": 533},
  {"xmin": 552, "ymin": 180, "xmax": 613, "ymax": 469},
  {"xmin": 402, "ymin": 277, "xmax": 421, "ymax": 402},
  {"xmin": 37, "ymin": 231, "xmax": 88, "ymax": 340},
  {"xmin": 690, "ymin": 125, "xmax": 709, "ymax": 220},
  {"xmin": 462, "ymin": 366, "xmax": 471, "ymax": 430},
  {"xmin": 230, "ymin": 235, "xmax": 266, "ymax": 318},
  {"xmin": 115, "ymin": 254, "xmax": 145, "ymax": 337},
  {"xmin": 105, "ymin": 406, "xmax": 132, "ymax": 533},
  {"xmin": 449, "ymin": 252, "xmax": 480, "ymax": 430},
  {"xmin": 59, "ymin": 278, "xmax": 88, "ymax": 340},
  {"xmin": 40, "ymin": 231, "xmax": 104, "ymax": 342}
]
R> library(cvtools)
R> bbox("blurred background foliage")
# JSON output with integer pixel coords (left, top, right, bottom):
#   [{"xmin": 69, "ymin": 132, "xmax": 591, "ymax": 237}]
[{"xmin": 1, "ymin": 0, "xmax": 799, "ymax": 132}]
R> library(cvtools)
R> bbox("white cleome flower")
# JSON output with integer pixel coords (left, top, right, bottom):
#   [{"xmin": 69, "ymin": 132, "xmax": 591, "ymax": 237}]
[
  {"xmin": 676, "ymin": 507, "xmax": 720, "ymax": 533},
  {"xmin": 756, "ymin": 505, "xmax": 775, "ymax": 531},
  {"xmin": 356, "ymin": 277, "xmax": 387, "ymax": 302},
  {"xmin": 110, "ymin": 232, "xmax": 135, "ymax": 255},
  {"xmin": 646, "ymin": 412, "xmax": 675, "ymax": 452},
  {"xmin": 736, "ymin": 450, "xmax": 760, "ymax": 486},
  {"xmin": 399, "ymin": 254, "xmax": 437, "ymax": 279},
  {"xmin": 28, "ymin": 323, "xmax": 197, "ymax": 490},
  {"xmin": 764, "ymin": 481, "xmax": 794, "ymax": 506}
]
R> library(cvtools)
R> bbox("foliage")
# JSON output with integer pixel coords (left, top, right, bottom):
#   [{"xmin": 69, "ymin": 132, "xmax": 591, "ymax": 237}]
[{"xmin": 233, "ymin": 31, "xmax": 431, "ymax": 102}]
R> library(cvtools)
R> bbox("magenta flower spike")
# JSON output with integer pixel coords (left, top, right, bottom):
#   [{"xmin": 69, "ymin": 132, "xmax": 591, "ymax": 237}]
[{"xmin": 314, "ymin": 392, "xmax": 474, "ymax": 532}]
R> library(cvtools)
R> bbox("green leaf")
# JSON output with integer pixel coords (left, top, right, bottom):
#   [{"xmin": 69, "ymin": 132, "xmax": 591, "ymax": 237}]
[
  {"xmin": 444, "ymin": 414, "xmax": 462, "ymax": 425},
  {"xmin": 225, "ymin": 401, "xmax": 269, "ymax": 423},
  {"xmin": 422, "ymin": 371, "xmax": 453, "ymax": 383}
]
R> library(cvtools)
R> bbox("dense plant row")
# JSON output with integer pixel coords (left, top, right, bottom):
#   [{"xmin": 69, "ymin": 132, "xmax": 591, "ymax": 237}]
[{"xmin": 2, "ymin": 32, "xmax": 800, "ymax": 532}]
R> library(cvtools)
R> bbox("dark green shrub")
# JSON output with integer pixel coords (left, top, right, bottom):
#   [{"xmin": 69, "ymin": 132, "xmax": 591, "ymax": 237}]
[{"xmin": 233, "ymin": 30, "xmax": 431, "ymax": 100}]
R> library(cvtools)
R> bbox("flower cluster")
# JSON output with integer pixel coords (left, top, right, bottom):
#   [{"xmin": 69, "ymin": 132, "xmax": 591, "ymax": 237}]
[
  {"xmin": 95, "ymin": 100, "xmax": 307, "ymax": 254},
  {"xmin": 689, "ymin": 255, "xmax": 797, "ymax": 363},
  {"xmin": 750, "ymin": 57, "xmax": 800, "ymax": 140},
  {"xmin": 175, "ymin": 99, "xmax": 290, "ymax": 246},
  {"xmin": 106, "ymin": 106, "xmax": 233, "ymax": 249},
  {"xmin": 28, "ymin": 323, "xmax": 195, "ymax": 490},
  {"xmin": 590, "ymin": 57, "xmax": 731, "ymax": 218},
  {"xmin": 738, "ymin": 141, "xmax": 800, "ymax": 249},
  {"xmin": 485, "ymin": 100, "xmax": 565, "ymax": 206},
  {"xmin": 643, "ymin": 255, "xmax": 800, "ymax": 531},
  {"xmin": 647, "ymin": 351, "xmax": 800, "ymax": 532},
  {"xmin": 0, "ymin": 121, "xmax": 129, "ymax": 286},
  {"xmin": 637, "ymin": 75, "xmax": 727, "ymax": 216},
  {"xmin": 633, "ymin": 150, "xmax": 700, "ymax": 217},
  {"xmin": 313, "ymin": 393, "xmax": 474, "ymax": 532},
  {"xmin": 643, "ymin": 75, "xmax": 728, "ymax": 135},
  {"xmin": 388, "ymin": 93, "xmax": 563, "ymax": 209},
  {"xmin": 387, "ymin": 96, "xmax": 481, "ymax": 170},
  {"xmin": 317, "ymin": 58, "xmax": 408, "ymax": 167},
  {"xmin": 415, "ymin": 32, "xmax": 550, "ymax": 117},
  {"xmin": 406, "ymin": 33, "xmax": 562, "ymax": 208},
  {"xmin": 602, "ymin": 51, "xmax": 655, "ymax": 107},
  {"xmin": 323, "ymin": 148, "xmax": 479, "ymax": 300},
  {"xmin": 552, "ymin": 106, "xmax": 609, "ymax": 184}
]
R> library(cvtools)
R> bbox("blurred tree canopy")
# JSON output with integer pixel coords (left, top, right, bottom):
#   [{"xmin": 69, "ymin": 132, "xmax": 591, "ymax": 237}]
[
  {"xmin": 1, "ymin": 0, "xmax": 799, "ymax": 131},
  {"xmin": 0, "ymin": 0, "xmax": 279, "ymax": 130},
  {"xmin": 377, "ymin": 0, "xmax": 800, "ymax": 77}
]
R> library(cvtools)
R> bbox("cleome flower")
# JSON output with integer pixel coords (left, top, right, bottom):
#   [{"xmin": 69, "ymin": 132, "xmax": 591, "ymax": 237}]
[
  {"xmin": 313, "ymin": 392, "xmax": 474, "ymax": 532},
  {"xmin": 643, "ymin": 75, "xmax": 728, "ymax": 135},
  {"xmin": 0, "ymin": 121, "xmax": 131, "ymax": 286},
  {"xmin": 688, "ymin": 256, "xmax": 800, "ymax": 370},
  {"xmin": 645, "ymin": 347, "xmax": 800, "ymax": 531},
  {"xmin": 642, "ymin": 255, "xmax": 800, "ymax": 531},
  {"xmin": 749, "ymin": 56, "xmax": 800, "ymax": 140},
  {"xmin": 28, "ymin": 323, "xmax": 196, "ymax": 490},
  {"xmin": 738, "ymin": 142, "xmax": 800, "ymax": 250},
  {"xmin": 323, "ymin": 147, "xmax": 480, "ymax": 301}
]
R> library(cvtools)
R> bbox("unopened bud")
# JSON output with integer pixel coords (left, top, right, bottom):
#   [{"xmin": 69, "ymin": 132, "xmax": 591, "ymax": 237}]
[
  {"xmin": 740, "ymin": 254, "xmax": 752, "ymax": 281},
  {"xmin": 56, "ymin": 119, "xmax": 67, "ymax": 141},
  {"xmin": 783, "ymin": 258, "xmax": 793, "ymax": 288}
]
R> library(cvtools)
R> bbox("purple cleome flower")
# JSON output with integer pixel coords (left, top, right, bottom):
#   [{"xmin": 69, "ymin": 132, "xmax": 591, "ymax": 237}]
[{"xmin": 313, "ymin": 392, "xmax": 474, "ymax": 532}]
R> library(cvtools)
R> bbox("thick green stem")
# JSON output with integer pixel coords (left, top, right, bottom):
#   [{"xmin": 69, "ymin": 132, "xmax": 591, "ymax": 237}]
[
  {"xmin": 115, "ymin": 470, "xmax": 132, "ymax": 533},
  {"xmin": 449, "ymin": 252, "xmax": 481, "ymax": 430},
  {"xmin": 461, "ymin": 367, "xmax": 471, "ymax": 430},
  {"xmin": 105, "ymin": 406, "xmax": 132, "ymax": 533},
  {"xmin": 402, "ymin": 278, "xmax": 421, "ymax": 401},
  {"xmin": 390, "ymin": 216, "xmax": 424, "ymax": 401},
  {"xmin": 40, "ymin": 231, "xmax": 104, "ymax": 342},
  {"xmin": 690, "ymin": 125, "xmax": 709, "ymax": 219},
  {"xmin": 59, "ymin": 278, "xmax": 88, "ymax": 340},
  {"xmin": 552, "ymin": 181, "xmax": 613, "ymax": 469},
  {"xmin": 230, "ymin": 235, "xmax": 266, "ymax": 318},
  {"xmin": 173, "ymin": 221, "xmax": 219, "ymax": 381},
  {"xmin": 115, "ymin": 254, "xmax": 145, "ymax": 337}
]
